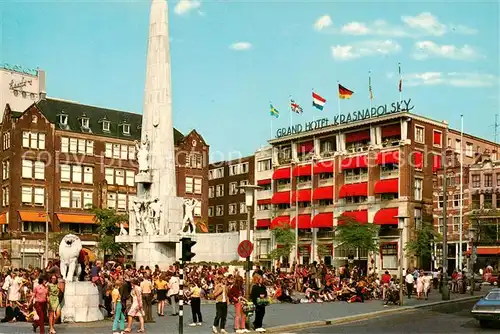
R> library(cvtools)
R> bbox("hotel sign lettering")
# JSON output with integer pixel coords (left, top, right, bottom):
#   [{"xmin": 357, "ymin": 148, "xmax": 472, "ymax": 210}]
[{"xmin": 275, "ymin": 99, "xmax": 414, "ymax": 138}]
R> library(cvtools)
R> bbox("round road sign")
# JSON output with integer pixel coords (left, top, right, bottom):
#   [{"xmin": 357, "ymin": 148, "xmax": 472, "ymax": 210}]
[{"xmin": 238, "ymin": 240, "xmax": 254, "ymax": 258}]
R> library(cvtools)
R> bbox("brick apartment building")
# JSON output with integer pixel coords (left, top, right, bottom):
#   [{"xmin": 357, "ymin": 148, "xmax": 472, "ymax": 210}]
[
  {"xmin": 260, "ymin": 105, "xmax": 497, "ymax": 273},
  {"xmin": 207, "ymin": 156, "xmax": 255, "ymax": 233},
  {"xmin": 0, "ymin": 97, "xmax": 209, "ymax": 268},
  {"xmin": 432, "ymin": 129, "xmax": 498, "ymax": 271}
]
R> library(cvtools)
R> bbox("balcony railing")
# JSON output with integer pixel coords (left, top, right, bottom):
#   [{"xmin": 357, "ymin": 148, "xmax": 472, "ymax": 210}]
[
  {"xmin": 345, "ymin": 174, "xmax": 368, "ymax": 184},
  {"xmin": 278, "ymin": 157, "xmax": 292, "ymax": 165},
  {"xmin": 317, "ymin": 231, "xmax": 334, "ymax": 239},
  {"xmin": 297, "ymin": 181, "xmax": 312, "ymax": 189},
  {"xmin": 318, "ymin": 178, "xmax": 334, "ymax": 187},
  {"xmin": 277, "ymin": 183, "xmax": 291, "ymax": 192},
  {"xmin": 298, "ymin": 153, "xmax": 314, "ymax": 162},
  {"xmin": 298, "ymin": 231, "xmax": 312, "ymax": 239},
  {"xmin": 320, "ymin": 150, "xmax": 335, "ymax": 158},
  {"xmin": 380, "ymin": 170, "xmax": 399, "ymax": 179}
]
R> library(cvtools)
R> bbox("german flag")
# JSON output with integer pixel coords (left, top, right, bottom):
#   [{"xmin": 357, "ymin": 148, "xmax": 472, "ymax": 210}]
[{"xmin": 338, "ymin": 84, "xmax": 354, "ymax": 99}]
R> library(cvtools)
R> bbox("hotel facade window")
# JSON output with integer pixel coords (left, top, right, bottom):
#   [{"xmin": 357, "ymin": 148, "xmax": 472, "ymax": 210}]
[{"xmin": 22, "ymin": 131, "xmax": 45, "ymax": 150}]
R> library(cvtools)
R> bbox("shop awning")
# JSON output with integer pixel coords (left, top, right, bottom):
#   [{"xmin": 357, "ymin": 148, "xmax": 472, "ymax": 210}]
[
  {"xmin": 376, "ymin": 150, "xmax": 399, "ymax": 165},
  {"xmin": 271, "ymin": 191, "xmax": 291, "ymax": 204},
  {"xmin": 341, "ymin": 155, "xmax": 368, "ymax": 170},
  {"xmin": 270, "ymin": 216, "xmax": 290, "ymax": 229},
  {"xmin": 0, "ymin": 213, "xmax": 6, "ymax": 225},
  {"xmin": 256, "ymin": 219, "xmax": 271, "ymax": 228},
  {"xmin": 18, "ymin": 211, "xmax": 51, "ymax": 223},
  {"xmin": 312, "ymin": 212, "xmax": 333, "ymax": 228},
  {"xmin": 374, "ymin": 179, "xmax": 399, "ymax": 194},
  {"xmin": 339, "ymin": 210, "xmax": 368, "ymax": 225},
  {"xmin": 339, "ymin": 182, "xmax": 368, "ymax": 198},
  {"xmin": 292, "ymin": 189, "xmax": 312, "ymax": 202},
  {"xmin": 291, "ymin": 214, "xmax": 312, "ymax": 229},
  {"xmin": 373, "ymin": 208, "xmax": 398, "ymax": 225},
  {"xmin": 57, "ymin": 213, "xmax": 96, "ymax": 224},
  {"xmin": 293, "ymin": 164, "xmax": 312, "ymax": 177},
  {"xmin": 314, "ymin": 161, "xmax": 335, "ymax": 174},
  {"xmin": 312, "ymin": 186, "xmax": 334, "ymax": 200},
  {"xmin": 466, "ymin": 247, "xmax": 500, "ymax": 255},
  {"xmin": 257, "ymin": 199, "xmax": 272, "ymax": 205},
  {"xmin": 345, "ymin": 130, "xmax": 370, "ymax": 143},
  {"xmin": 257, "ymin": 179, "xmax": 271, "ymax": 185},
  {"xmin": 272, "ymin": 167, "xmax": 291, "ymax": 180},
  {"xmin": 382, "ymin": 124, "xmax": 401, "ymax": 138}
]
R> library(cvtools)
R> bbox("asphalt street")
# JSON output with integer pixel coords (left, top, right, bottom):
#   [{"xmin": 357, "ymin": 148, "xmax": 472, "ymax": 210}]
[{"xmin": 298, "ymin": 300, "xmax": 500, "ymax": 333}]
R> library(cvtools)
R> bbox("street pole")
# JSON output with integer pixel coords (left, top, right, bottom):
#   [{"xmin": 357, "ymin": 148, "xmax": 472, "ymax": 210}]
[
  {"xmin": 399, "ymin": 227, "xmax": 404, "ymax": 306},
  {"xmin": 45, "ymin": 192, "xmax": 49, "ymax": 267},
  {"xmin": 441, "ymin": 148, "xmax": 450, "ymax": 300},
  {"xmin": 178, "ymin": 260, "xmax": 184, "ymax": 334},
  {"xmin": 21, "ymin": 237, "xmax": 25, "ymax": 269},
  {"xmin": 459, "ymin": 114, "xmax": 464, "ymax": 270},
  {"xmin": 246, "ymin": 206, "xmax": 251, "ymax": 298}
]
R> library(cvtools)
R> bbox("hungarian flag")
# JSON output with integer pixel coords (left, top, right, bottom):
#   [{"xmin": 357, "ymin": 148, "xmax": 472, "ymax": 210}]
[
  {"xmin": 338, "ymin": 84, "xmax": 354, "ymax": 99},
  {"xmin": 312, "ymin": 92, "xmax": 326, "ymax": 111}
]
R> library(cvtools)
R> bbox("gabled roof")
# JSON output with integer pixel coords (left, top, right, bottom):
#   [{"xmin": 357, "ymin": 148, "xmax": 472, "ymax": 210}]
[{"xmin": 33, "ymin": 98, "xmax": 184, "ymax": 143}]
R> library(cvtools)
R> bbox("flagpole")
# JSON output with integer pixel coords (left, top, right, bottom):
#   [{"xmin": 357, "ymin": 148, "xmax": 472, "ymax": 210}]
[
  {"xmin": 459, "ymin": 114, "xmax": 464, "ymax": 270},
  {"xmin": 369, "ymin": 71, "xmax": 372, "ymax": 111},
  {"xmin": 398, "ymin": 62, "xmax": 402, "ymax": 105},
  {"xmin": 337, "ymin": 81, "xmax": 341, "ymax": 116},
  {"xmin": 289, "ymin": 95, "xmax": 293, "ymax": 131},
  {"xmin": 312, "ymin": 88, "xmax": 316, "ymax": 123}
]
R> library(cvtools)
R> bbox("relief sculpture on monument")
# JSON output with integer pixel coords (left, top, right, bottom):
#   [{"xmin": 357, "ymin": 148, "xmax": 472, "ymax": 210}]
[{"xmin": 135, "ymin": 135, "xmax": 150, "ymax": 174}]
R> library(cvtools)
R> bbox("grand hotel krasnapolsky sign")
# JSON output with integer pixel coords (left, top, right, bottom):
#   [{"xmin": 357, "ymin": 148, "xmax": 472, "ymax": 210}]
[{"xmin": 275, "ymin": 99, "xmax": 415, "ymax": 139}]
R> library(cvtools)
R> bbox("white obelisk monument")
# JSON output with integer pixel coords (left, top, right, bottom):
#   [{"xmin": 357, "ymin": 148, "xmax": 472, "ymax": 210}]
[{"xmin": 116, "ymin": 0, "xmax": 185, "ymax": 267}]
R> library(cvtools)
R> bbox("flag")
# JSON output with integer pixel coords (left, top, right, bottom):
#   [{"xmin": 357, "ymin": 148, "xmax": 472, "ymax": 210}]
[
  {"xmin": 270, "ymin": 104, "xmax": 280, "ymax": 118},
  {"xmin": 312, "ymin": 91, "xmax": 326, "ymax": 110},
  {"xmin": 368, "ymin": 72, "xmax": 373, "ymax": 100},
  {"xmin": 398, "ymin": 63, "xmax": 402, "ymax": 92},
  {"xmin": 290, "ymin": 99, "xmax": 303, "ymax": 114},
  {"xmin": 338, "ymin": 84, "xmax": 354, "ymax": 99}
]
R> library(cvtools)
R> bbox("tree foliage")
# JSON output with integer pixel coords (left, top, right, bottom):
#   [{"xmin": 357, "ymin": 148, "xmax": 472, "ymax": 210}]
[
  {"xmin": 269, "ymin": 225, "xmax": 295, "ymax": 260},
  {"xmin": 48, "ymin": 232, "xmax": 67, "ymax": 255},
  {"xmin": 335, "ymin": 219, "xmax": 380, "ymax": 253},
  {"xmin": 404, "ymin": 221, "xmax": 441, "ymax": 258},
  {"xmin": 91, "ymin": 207, "xmax": 129, "ymax": 259}
]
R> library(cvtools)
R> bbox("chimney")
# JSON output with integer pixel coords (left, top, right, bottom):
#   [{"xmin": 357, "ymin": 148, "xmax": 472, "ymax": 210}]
[{"xmin": 37, "ymin": 69, "xmax": 46, "ymax": 100}]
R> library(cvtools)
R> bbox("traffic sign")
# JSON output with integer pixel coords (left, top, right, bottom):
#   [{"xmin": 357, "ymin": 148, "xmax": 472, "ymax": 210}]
[{"xmin": 238, "ymin": 240, "xmax": 254, "ymax": 258}]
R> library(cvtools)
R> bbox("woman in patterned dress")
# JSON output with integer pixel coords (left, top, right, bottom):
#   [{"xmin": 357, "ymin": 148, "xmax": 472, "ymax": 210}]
[
  {"xmin": 124, "ymin": 279, "xmax": 145, "ymax": 333},
  {"xmin": 47, "ymin": 275, "xmax": 62, "ymax": 334}
]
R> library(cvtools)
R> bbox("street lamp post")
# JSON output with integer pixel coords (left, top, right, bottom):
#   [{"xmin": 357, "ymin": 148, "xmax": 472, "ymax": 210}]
[
  {"xmin": 468, "ymin": 226, "xmax": 477, "ymax": 296},
  {"xmin": 395, "ymin": 214, "xmax": 408, "ymax": 307},
  {"xmin": 238, "ymin": 184, "xmax": 262, "ymax": 297},
  {"xmin": 21, "ymin": 237, "xmax": 26, "ymax": 269}
]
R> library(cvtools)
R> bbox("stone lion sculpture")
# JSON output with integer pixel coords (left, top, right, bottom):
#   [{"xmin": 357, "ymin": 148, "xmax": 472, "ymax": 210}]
[{"xmin": 59, "ymin": 234, "xmax": 83, "ymax": 282}]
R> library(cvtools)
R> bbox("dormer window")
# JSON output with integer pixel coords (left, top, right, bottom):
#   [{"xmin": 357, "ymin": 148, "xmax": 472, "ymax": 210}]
[
  {"xmin": 81, "ymin": 118, "xmax": 90, "ymax": 129},
  {"xmin": 122, "ymin": 124, "xmax": 130, "ymax": 135},
  {"xmin": 59, "ymin": 114, "xmax": 68, "ymax": 125},
  {"xmin": 102, "ymin": 120, "xmax": 110, "ymax": 132}
]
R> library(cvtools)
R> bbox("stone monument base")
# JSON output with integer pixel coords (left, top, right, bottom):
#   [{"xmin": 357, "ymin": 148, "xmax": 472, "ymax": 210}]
[
  {"xmin": 61, "ymin": 281, "xmax": 104, "ymax": 323},
  {"xmin": 134, "ymin": 239, "xmax": 177, "ymax": 268}
]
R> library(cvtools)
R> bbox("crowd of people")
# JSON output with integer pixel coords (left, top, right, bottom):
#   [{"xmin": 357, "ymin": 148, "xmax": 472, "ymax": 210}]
[{"xmin": 0, "ymin": 259, "xmax": 495, "ymax": 334}]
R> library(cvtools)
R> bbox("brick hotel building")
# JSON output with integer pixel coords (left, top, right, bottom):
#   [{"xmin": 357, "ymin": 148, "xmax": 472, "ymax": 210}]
[
  {"xmin": 251, "ymin": 108, "xmax": 496, "ymax": 273},
  {"xmin": 0, "ymin": 97, "xmax": 209, "ymax": 268}
]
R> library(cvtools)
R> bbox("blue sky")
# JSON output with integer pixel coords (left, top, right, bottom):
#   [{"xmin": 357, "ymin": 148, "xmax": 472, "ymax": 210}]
[{"xmin": 1, "ymin": 0, "xmax": 499, "ymax": 160}]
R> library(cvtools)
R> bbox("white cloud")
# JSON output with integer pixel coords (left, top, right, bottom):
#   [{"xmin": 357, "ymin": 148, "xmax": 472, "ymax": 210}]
[
  {"xmin": 413, "ymin": 41, "xmax": 482, "ymax": 60},
  {"xmin": 402, "ymin": 72, "xmax": 498, "ymax": 87},
  {"xmin": 334, "ymin": 12, "xmax": 477, "ymax": 38},
  {"xmin": 229, "ymin": 42, "xmax": 252, "ymax": 51},
  {"xmin": 174, "ymin": 0, "xmax": 201, "ymax": 16},
  {"xmin": 331, "ymin": 40, "xmax": 401, "ymax": 60},
  {"xmin": 313, "ymin": 15, "xmax": 333, "ymax": 31}
]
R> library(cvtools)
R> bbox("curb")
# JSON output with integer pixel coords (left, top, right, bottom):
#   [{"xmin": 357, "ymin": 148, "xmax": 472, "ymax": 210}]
[{"xmin": 266, "ymin": 295, "xmax": 482, "ymax": 333}]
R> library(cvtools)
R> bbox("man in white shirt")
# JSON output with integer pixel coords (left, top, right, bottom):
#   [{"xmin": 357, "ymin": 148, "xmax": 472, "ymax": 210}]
[
  {"xmin": 405, "ymin": 270, "xmax": 415, "ymax": 299},
  {"xmin": 167, "ymin": 274, "xmax": 180, "ymax": 316}
]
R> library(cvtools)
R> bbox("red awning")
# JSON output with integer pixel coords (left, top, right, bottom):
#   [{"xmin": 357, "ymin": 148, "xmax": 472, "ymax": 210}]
[
  {"xmin": 292, "ymin": 189, "xmax": 312, "ymax": 202},
  {"xmin": 257, "ymin": 199, "xmax": 272, "ymax": 205},
  {"xmin": 414, "ymin": 151, "xmax": 423, "ymax": 169},
  {"xmin": 433, "ymin": 131, "xmax": 442, "ymax": 146},
  {"xmin": 432, "ymin": 155, "xmax": 441, "ymax": 172},
  {"xmin": 312, "ymin": 212, "xmax": 333, "ymax": 228},
  {"xmin": 382, "ymin": 124, "xmax": 401, "ymax": 138},
  {"xmin": 341, "ymin": 155, "xmax": 368, "ymax": 170},
  {"xmin": 376, "ymin": 150, "xmax": 399, "ymax": 165},
  {"xmin": 271, "ymin": 216, "xmax": 290, "ymax": 229},
  {"xmin": 293, "ymin": 164, "xmax": 312, "ymax": 177},
  {"xmin": 256, "ymin": 219, "xmax": 271, "ymax": 228},
  {"xmin": 291, "ymin": 214, "xmax": 312, "ymax": 229},
  {"xmin": 272, "ymin": 167, "xmax": 291, "ymax": 180},
  {"xmin": 339, "ymin": 210, "xmax": 368, "ymax": 225},
  {"xmin": 345, "ymin": 130, "xmax": 370, "ymax": 143},
  {"xmin": 314, "ymin": 160, "xmax": 335, "ymax": 174},
  {"xmin": 466, "ymin": 247, "xmax": 500, "ymax": 255},
  {"xmin": 271, "ymin": 191, "xmax": 291, "ymax": 204},
  {"xmin": 374, "ymin": 179, "xmax": 399, "ymax": 194},
  {"xmin": 373, "ymin": 208, "xmax": 398, "ymax": 225},
  {"xmin": 313, "ymin": 186, "xmax": 334, "ymax": 200},
  {"xmin": 297, "ymin": 141, "xmax": 314, "ymax": 153},
  {"xmin": 339, "ymin": 182, "xmax": 368, "ymax": 198},
  {"xmin": 257, "ymin": 179, "xmax": 271, "ymax": 185}
]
